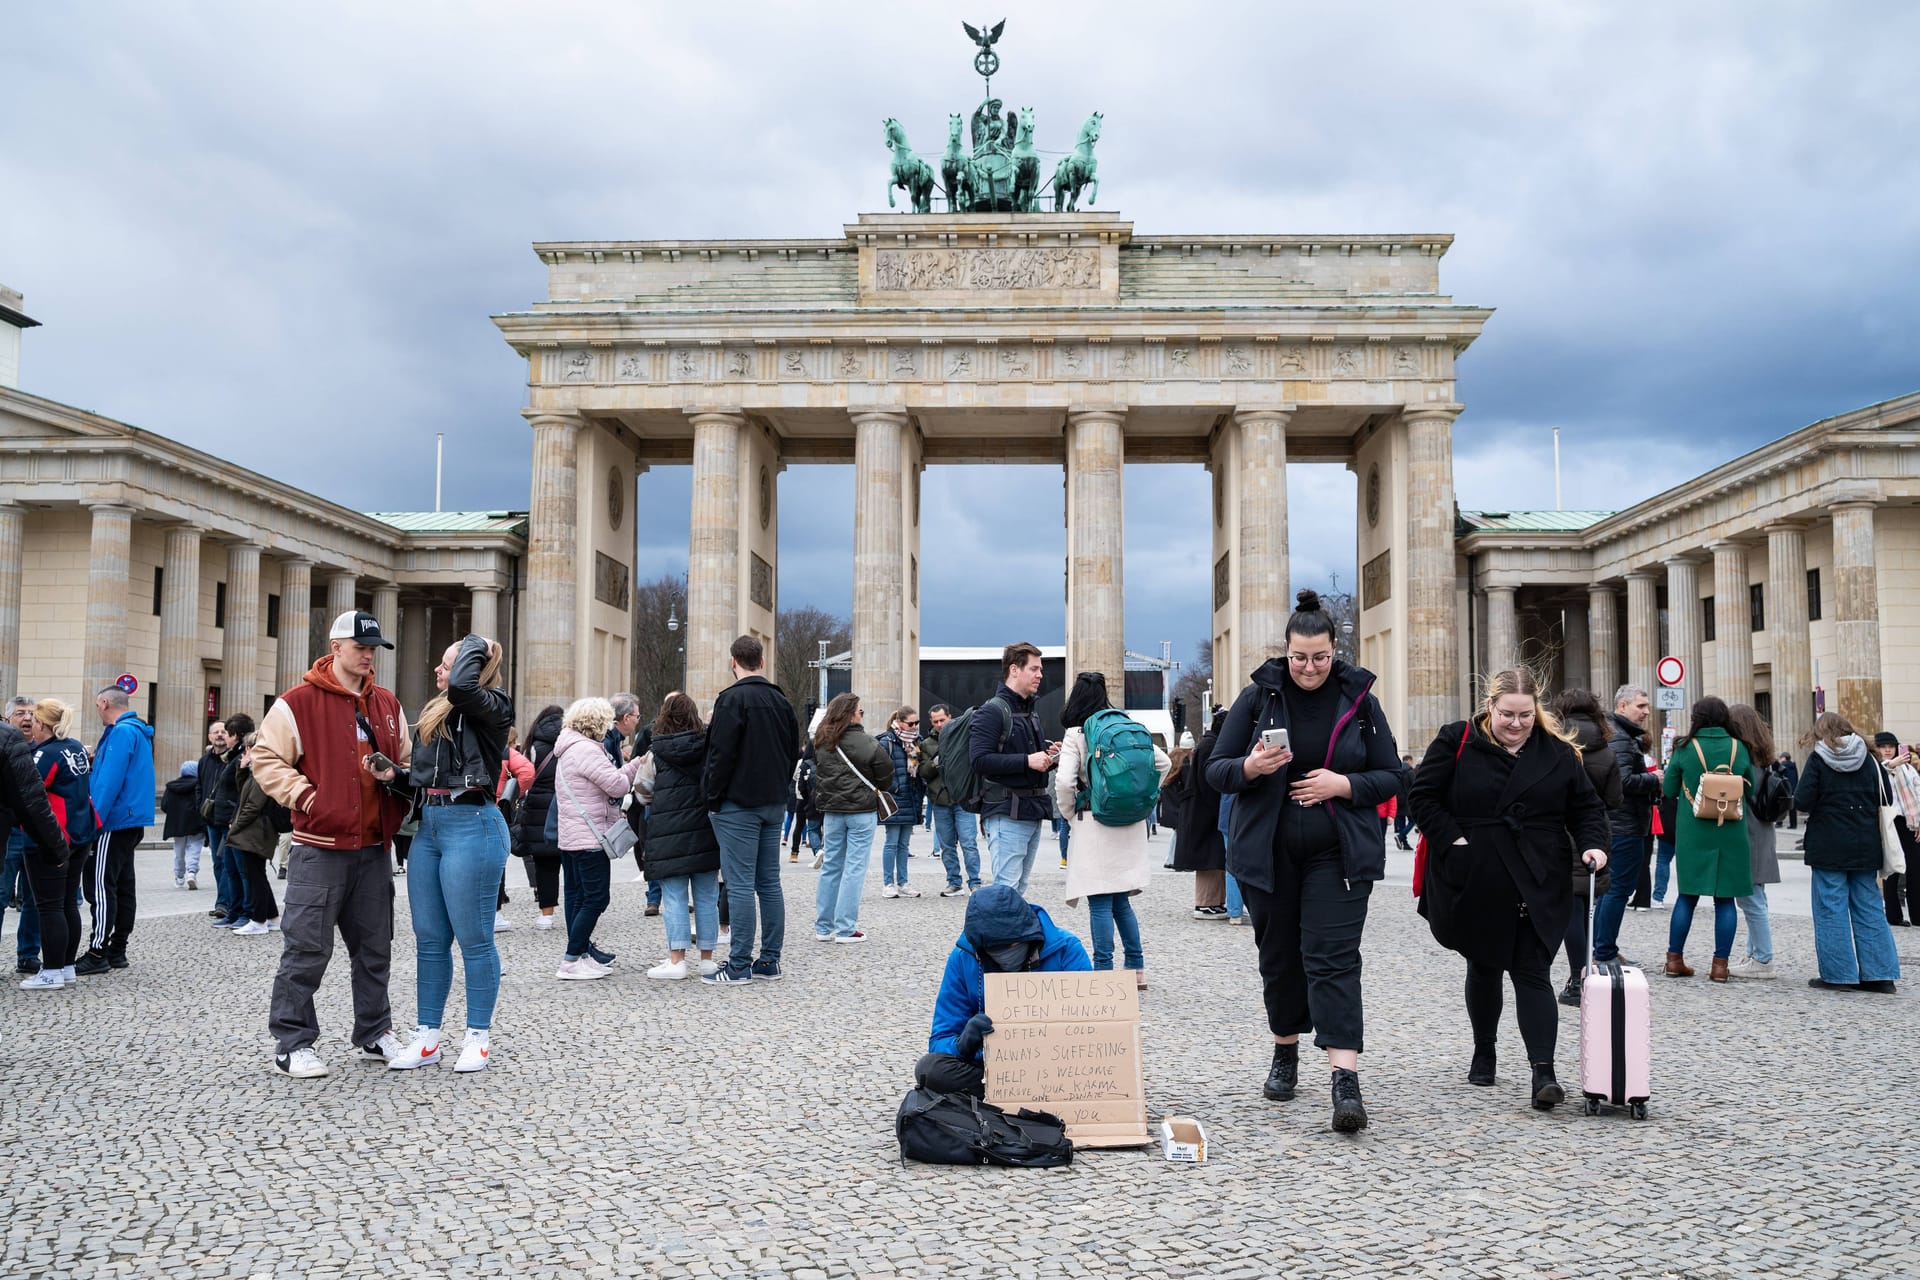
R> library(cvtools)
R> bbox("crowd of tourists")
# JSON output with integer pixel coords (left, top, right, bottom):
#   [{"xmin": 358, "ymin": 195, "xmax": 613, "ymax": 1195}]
[{"xmin": 0, "ymin": 591, "xmax": 1908, "ymax": 1126}]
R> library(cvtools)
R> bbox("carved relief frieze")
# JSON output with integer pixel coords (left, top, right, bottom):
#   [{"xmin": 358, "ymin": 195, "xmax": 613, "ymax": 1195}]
[
  {"xmin": 780, "ymin": 348, "xmax": 809, "ymax": 379},
  {"xmin": 725, "ymin": 349, "xmax": 754, "ymax": 379},
  {"xmin": 671, "ymin": 348, "xmax": 701, "ymax": 381},
  {"xmin": 892, "ymin": 348, "xmax": 917, "ymax": 379},
  {"xmin": 1393, "ymin": 346, "xmax": 1421, "ymax": 377},
  {"xmin": 947, "ymin": 348, "xmax": 975, "ymax": 379},
  {"xmin": 873, "ymin": 246, "xmax": 1099, "ymax": 292},
  {"xmin": 1057, "ymin": 345, "xmax": 1086, "ymax": 377},
  {"xmin": 1224, "ymin": 346, "xmax": 1253, "ymax": 376},
  {"xmin": 617, "ymin": 351, "xmax": 648, "ymax": 381},
  {"xmin": 562, "ymin": 350, "xmax": 595, "ymax": 382},
  {"xmin": 1278, "ymin": 346, "xmax": 1308, "ymax": 376},
  {"xmin": 1333, "ymin": 344, "xmax": 1362, "ymax": 377},
  {"xmin": 1000, "ymin": 347, "xmax": 1032, "ymax": 378}
]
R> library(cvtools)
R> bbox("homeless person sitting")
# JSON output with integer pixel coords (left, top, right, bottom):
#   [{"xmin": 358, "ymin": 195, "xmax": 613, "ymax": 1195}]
[{"xmin": 916, "ymin": 885, "xmax": 1092, "ymax": 1097}]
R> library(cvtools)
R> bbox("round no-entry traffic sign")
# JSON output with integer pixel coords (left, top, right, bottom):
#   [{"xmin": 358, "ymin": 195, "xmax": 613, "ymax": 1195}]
[{"xmin": 1656, "ymin": 656, "xmax": 1685, "ymax": 688}]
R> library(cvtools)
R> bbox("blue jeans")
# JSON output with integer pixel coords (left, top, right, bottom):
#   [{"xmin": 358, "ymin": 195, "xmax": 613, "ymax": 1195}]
[
  {"xmin": 1668, "ymin": 894, "xmax": 1736, "ymax": 959},
  {"xmin": 881, "ymin": 823, "xmax": 914, "ymax": 886},
  {"xmin": 406, "ymin": 804, "xmax": 511, "ymax": 1030},
  {"xmin": 660, "ymin": 871, "xmax": 721, "ymax": 953},
  {"xmin": 804, "ymin": 815, "xmax": 823, "ymax": 852},
  {"xmin": 1736, "ymin": 884, "xmax": 1774, "ymax": 964},
  {"xmin": 709, "ymin": 801, "xmax": 786, "ymax": 978},
  {"xmin": 1590, "ymin": 829, "xmax": 1646, "ymax": 962},
  {"xmin": 1087, "ymin": 892, "xmax": 1144, "ymax": 970},
  {"xmin": 560, "ymin": 848, "xmax": 612, "ymax": 961},
  {"xmin": 985, "ymin": 815, "xmax": 1044, "ymax": 897},
  {"xmin": 1652, "ymin": 836, "xmax": 1675, "ymax": 901},
  {"xmin": 931, "ymin": 804, "xmax": 981, "ymax": 889},
  {"xmin": 1810, "ymin": 867, "xmax": 1901, "ymax": 984},
  {"xmin": 3, "ymin": 831, "xmax": 40, "ymax": 964},
  {"xmin": 1225, "ymin": 871, "xmax": 1244, "ymax": 920},
  {"xmin": 1055, "ymin": 817, "xmax": 1071, "ymax": 860},
  {"xmin": 816, "ymin": 811, "xmax": 877, "ymax": 938},
  {"xmin": 207, "ymin": 825, "xmax": 236, "ymax": 914}
]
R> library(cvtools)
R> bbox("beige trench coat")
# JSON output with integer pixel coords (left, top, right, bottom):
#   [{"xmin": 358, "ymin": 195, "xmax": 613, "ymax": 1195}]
[{"xmin": 1053, "ymin": 723, "xmax": 1172, "ymax": 908}]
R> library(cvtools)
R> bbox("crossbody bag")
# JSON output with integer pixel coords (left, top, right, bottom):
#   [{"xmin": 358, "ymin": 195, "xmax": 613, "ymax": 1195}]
[
  {"xmin": 558, "ymin": 769, "xmax": 640, "ymax": 861},
  {"xmin": 839, "ymin": 746, "xmax": 900, "ymax": 821}
]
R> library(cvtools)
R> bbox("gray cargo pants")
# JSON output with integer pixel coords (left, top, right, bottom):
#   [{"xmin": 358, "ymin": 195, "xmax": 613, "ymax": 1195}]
[{"xmin": 269, "ymin": 843, "xmax": 395, "ymax": 1055}]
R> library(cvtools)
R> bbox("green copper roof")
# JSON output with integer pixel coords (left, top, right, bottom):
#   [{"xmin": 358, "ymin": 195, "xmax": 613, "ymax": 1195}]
[
  {"xmin": 1459, "ymin": 509, "xmax": 1613, "ymax": 533},
  {"xmin": 365, "ymin": 511, "xmax": 529, "ymax": 536}
]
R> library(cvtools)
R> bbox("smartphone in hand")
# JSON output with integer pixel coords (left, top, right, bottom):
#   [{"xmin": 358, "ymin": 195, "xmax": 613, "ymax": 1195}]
[
  {"xmin": 367, "ymin": 751, "xmax": 397, "ymax": 774},
  {"xmin": 1260, "ymin": 727, "xmax": 1290, "ymax": 754}
]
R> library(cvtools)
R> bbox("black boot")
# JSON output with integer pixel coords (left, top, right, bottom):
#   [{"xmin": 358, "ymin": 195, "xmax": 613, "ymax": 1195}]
[
  {"xmin": 1330, "ymin": 1068, "xmax": 1369, "ymax": 1133},
  {"xmin": 1557, "ymin": 977, "xmax": 1582, "ymax": 1007},
  {"xmin": 1530, "ymin": 1063, "xmax": 1565, "ymax": 1111},
  {"xmin": 1262, "ymin": 1042, "xmax": 1298, "ymax": 1102},
  {"xmin": 1468, "ymin": 1044, "xmax": 1496, "ymax": 1087}
]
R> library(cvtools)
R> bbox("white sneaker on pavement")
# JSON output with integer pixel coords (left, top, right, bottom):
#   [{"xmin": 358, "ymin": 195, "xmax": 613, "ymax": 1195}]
[
  {"xmin": 1727, "ymin": 956, "xmax": 1778, "ymax": 979},
  {"xmin": 835, "ymin": 930, "xmax": 868, "ymax": 944},
  {"xmin": 881, "ymin": 885, "xmax": 899, "ymax": 898},
  {"xmin": 698, "ymin": 958, "xmax": 719, "ymax": 977},
  {"xmin": 493, "ymin": 911, "xmax": 513, "ymax": 933},
  {"xmin": 388, "ymin": 1026, "xmax": 443, "ymax": 1070},
  {"xmin": 358, "ymin": 1031, "xmax": 406, "ymax": 1063},
  {"xmin": 174, "ymin": 877, "xmax": 185, "ymax": 888},
  {"xmin": 555, "ymin": 958, "xmax": 609, "ymax": 981},
  {"xmin": 939, "ymin": 885, "xmax": 966, "ymax": 897},
  {"xmin": 647, "ymin": 959, "xmax": 690, "ymax": 981},
  {"xmin": 454, "ymin": 1030, "xmax": 490, "ymax": 1073},
  {"xmin": 896, "ymin": 885, "xmax": 922, "ymax": 898},
  {"xmin": 274, "ymin": 1047, "xmax": 330, "ymax": 1078},
  {"xmin": 19, "ymin": 969, "xmax": 65, "ymax": 990},
  {"xmin": 534, "ymin": 914, "xmax": 555, "ymax": 931},
  {"xmin": 233, "ymin": 921, "xmax": 272, "ymax": 936},
  {"xmin": 186, "ymin": 874, "xmax": 197, "ymax": 890}
]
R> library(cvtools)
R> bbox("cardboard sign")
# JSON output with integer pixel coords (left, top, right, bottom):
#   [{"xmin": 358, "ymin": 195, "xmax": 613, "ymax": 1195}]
[{"xmin": 982, "ymin": 971, "xmax": 1150, "ymax": 1148}]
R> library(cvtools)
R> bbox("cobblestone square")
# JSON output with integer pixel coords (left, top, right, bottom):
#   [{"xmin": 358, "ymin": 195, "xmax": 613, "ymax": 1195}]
[{"xmin": 3, "ymin": 833, "xmax": 1914, "ymax": 1279}]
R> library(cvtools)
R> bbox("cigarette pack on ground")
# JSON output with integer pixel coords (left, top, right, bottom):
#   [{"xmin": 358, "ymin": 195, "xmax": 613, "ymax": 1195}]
[{"xmin": 1159, "ymin": 1117, "xmax": 1207, "ymax": 1162}]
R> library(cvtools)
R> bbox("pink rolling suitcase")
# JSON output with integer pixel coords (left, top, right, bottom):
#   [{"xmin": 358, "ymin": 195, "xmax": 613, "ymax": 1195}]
[{"xmin": 1579, "ymin": 872, "xmax": 1651, "ymax": 1118}]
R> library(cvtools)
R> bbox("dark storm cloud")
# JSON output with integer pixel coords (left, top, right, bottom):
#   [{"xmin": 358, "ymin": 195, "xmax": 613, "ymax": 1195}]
[{"xmin": 4, "ymin": 2, "xmax": 1914, "ymax": 653}]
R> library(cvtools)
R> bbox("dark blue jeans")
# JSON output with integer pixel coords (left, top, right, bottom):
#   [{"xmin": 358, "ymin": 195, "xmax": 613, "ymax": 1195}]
[
  {"xmin": 1669, "ymin": 894, "xmax": 1737, "ymax": 959},
  {"xmin": 207, "ymin": 825, "xmax": 235, "ymax": 913},
  {"xmin": 3, "ymin": 831, "xmax": 40, "ymax": 964},
  {"xmin": 710, "ymin": 801, "xmax": 786, "ymax": 978},
  {"xmin": 560, "ymin": 848, "xmax": 612, "ymax": 961},
  {"xmin": 1590, "ymin": 829, "xmax": 1645, "ymax": 963}
]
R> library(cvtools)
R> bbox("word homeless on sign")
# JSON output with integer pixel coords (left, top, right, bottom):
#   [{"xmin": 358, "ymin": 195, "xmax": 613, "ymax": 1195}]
[{"xmin": 982, "ymin": 971, "xmax": 1149, "ymax": 1148}]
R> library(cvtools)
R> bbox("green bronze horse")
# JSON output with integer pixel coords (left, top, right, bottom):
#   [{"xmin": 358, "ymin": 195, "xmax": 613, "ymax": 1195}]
[
  {"xmin": 942, "ymin": 113, "xmax": 972, "ymax": 213},
  {"xmin": 1052, "ymin": 111, "xmax": 1102, "ymax": 212},
  {"xmin": 1011, "ymin": 107, "xmax": 1040, "ymax": 213},
  {"xmin": 884, "ymin": 117, "xmax": 936, "ymax": 214}
]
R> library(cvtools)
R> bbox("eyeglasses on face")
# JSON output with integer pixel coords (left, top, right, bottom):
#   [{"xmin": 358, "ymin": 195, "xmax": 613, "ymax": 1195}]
[{"xmin": 1286, "ymin": 652, "xmax": 1333, "ymax": 667}]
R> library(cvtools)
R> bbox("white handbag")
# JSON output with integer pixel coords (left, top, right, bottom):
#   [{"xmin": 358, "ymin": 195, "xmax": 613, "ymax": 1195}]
[{"xmin": 1878, "ymin": 768, "xmax": 1907, "ymax": 877}]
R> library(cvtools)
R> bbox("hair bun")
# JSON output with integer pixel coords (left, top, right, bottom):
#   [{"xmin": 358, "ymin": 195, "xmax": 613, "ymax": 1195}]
[{"xmin": 1294, "ymin": 589, "xmax": 1323, "ymax": 613}]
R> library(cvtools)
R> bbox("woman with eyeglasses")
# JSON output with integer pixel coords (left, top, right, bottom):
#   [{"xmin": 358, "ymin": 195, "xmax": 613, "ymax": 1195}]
[
  {"xmin": 1408, "ymin": 667, "xmax": 1611, "ymax": 1111},
  {"xmin": 875, "ymin": 707, "xmax": 928, "ymax": 898},
  {"xmin": 1204, "ymin": 590, "xmax": 1411, "ymax": 1134}
]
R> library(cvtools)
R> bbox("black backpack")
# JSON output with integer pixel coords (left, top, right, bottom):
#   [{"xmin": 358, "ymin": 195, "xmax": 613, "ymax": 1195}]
[{"xmin": 895, "ymin": 1088, "xmax": 1073, "ymax": 1168}]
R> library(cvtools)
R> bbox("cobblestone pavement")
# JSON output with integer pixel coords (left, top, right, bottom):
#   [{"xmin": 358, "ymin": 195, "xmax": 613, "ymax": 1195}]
[{"xmin": 2, "ymin": 831, "xmax": 1915, "ymax": 1279}]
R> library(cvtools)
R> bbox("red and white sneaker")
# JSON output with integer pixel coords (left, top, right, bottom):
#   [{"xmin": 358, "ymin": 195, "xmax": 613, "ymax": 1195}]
[
  {"xmin": 387, "ymin": 1026, "xmax": 442, "ymax": 1070},
  {"xmin": 454, "ymin": 1030, "xmax": 490, "ymax": 1073}
]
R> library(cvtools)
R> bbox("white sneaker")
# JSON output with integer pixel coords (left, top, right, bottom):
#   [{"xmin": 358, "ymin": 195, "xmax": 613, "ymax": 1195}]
[
  {"xmin": 815, "ymin": 930, "xmax": 835, "ymax": 942},
  {"xmin": 940, "ymin": 885, "xmax": 967, "ymax": 897},
  {"xmin": 233, "ymin": 921, "xmax": 272, "ymax": 936},
  {"xmin": 186, "ymin": 874, "xmax": 197, "ymax": 890},
  {"xmin": 698, "ymin": 958, "xmax": 719, "ymax": 977},
  {"xmin": 897, "ymin": 885, "xmax": 922, "ymax": 898},
  {"xmin": 882, "ymin": 885, "xmax": 899, "ymax": 898},
  {"xmin": 1727, "ymin": 956, "xmax": 1778, "ymax": 980},
  {"xmin": 274, "ymin": 1047, "xmax": 330, "ymax": 1078},
  {"xmin": 835, "ymin": 930, "xmax": 869, "ymax": 944},
  {"xmin": 19, "ymin": 969, "xmax": 65, "ymax": 990},
  {"xmin": 493, "ymin": 911, "xmax": 513, "ymax": 933},
  {"xmin": 454, "ymin": 1031, "xmax": 490, "ymax": 1073},
  {"xmin": 174, "ymin": 877, "xmax": 185, "ymax": 888},
  {"xmin": 388, "ymin": 1026, "xmax": 443, "ymax": 1070},
  {"xmin": 647, "ymin": 959, "xmax": 690, "ymax": 981},
  {"xmin": 556, "ymin": 958, "xmax": 609, "ymax": 981},
  {"xmin": 534, "ymin": 914, "xmax": 556, "ymax": 931},
  {"xmin": 357, "ymin": 1031, "xmax": 406, "ymax": 1063},
  {"xmin": 266, "ymin": 918, "xmax": 281, "ymax": 932}
]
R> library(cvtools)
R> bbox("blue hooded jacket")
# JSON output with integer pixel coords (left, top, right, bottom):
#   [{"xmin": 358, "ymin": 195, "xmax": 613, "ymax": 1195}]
[
  {"xmin": 927, "ymin": 885, "xmax": 1091, "ymax": 1060},
  {"xmin": 92, "ymin": 713, "xmax": 156, "ymax": 833}
]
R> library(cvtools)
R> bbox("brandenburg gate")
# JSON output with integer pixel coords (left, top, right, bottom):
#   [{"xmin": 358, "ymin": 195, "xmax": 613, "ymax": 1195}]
[{"xmin": 495, "ymin": 209, "xmax": 1490, "ymax": 750}]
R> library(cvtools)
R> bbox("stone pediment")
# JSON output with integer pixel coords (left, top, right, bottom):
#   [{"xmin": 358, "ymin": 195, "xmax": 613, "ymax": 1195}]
[{"xmin": 0, "ymin": 388, "xmax": 137, "ymax": 440}]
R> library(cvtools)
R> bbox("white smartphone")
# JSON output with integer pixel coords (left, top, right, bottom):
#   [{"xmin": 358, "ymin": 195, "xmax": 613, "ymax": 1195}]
[{"xmin": 1260, "ymin": 727, "xmax": 1290, "ymax": 753}]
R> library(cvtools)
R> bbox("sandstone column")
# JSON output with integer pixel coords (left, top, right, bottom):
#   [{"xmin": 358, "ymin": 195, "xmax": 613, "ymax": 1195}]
[
  {"xmin": 82, "ymin": 503, "xmax": 133, "ymax": 707},
  {"xmin": 1626, "ymin": 571, "xmax": 1660, "ymax": 727},
  {"xmin": 0, "ymin": 502, "xmax": 22, "ymax": 700},
  {"xmin": 1710, "ymin": 541, "xmax": 1754, "ymax": 707},
  {"xmin": 687, "ymin": 410, "xmax": 746, "ymax": 708},
  {"xmin": 222, "ymin": 542, "xmax": 263, "ymax": 721},
  {"xmin": 1765, "ymin": 522, "xmax": 1811, "ymax": 751},
  {"xmin": 470, "ymin": 585, "xmax": 501, "ymax": 641},
  {"xmin": 1484, "ymin": 586, "xmax": 1519, "ymax": 675},
  {"xmin": 1562, "ymin": 599, "xmax": 1591, "ymax": 693},
  {"xmin": 1065, "ymin": 408, "xmax": 1126, "ymax": 694},
  {"xmin": 1665, "ymin": 555, "xmax": 1702, "ymax": 732},
  {"xmin": 371, "ymin": 584, "xmax": 400, "ymax": 693},
  {"xmin": 155, "ymin": 526, "xmax": 203, "ymax": 778},
  {"xmin": 325, "ymin": 571, "xmax": 357, "ymax": 624},
  {"xmin": 397, "ymin": 598, "xmax": 433, "ymax": 713},
  {"xmin": 852, "ymin": 409, "xmax": 908, "ymax": 710},
  {"xmin": 1588, "ymin": 585, "xmax": 1619, "ymax": 700},
  {"xmin": 1405, "ymin": 405, "xmax": 1462, "ymax": 748},
  {"xmin": 525, "ymin": 411, "xmax": 584, "ymax": 705},
  {"xmin": 1234, "ymin": 409, "xmax": 1290, "ymax": 684},
  {"xmin": 1830, "ymin": 501, "xmax": 1884, "ymax": 733},
  {"xmin": 275, "ymin": 558, "xmax": 313, "ymax": 696}
]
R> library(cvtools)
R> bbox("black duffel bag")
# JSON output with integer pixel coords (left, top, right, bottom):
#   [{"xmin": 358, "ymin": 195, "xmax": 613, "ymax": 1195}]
[{"xmin": 895, "ymin": 1087, "xmax": 1073, "ymax": 1168}]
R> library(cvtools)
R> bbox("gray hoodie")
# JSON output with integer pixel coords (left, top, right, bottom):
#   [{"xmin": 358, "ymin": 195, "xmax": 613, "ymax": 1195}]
[{"xmin": 1814, "ymin": 733, "xmax": 1869, "ymax": 773}]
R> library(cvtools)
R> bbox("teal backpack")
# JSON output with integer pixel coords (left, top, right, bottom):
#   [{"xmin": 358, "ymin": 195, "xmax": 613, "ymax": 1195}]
[{"xmin": 1082, "ymin": 709, "xmax": 1160, "ymax": 827}]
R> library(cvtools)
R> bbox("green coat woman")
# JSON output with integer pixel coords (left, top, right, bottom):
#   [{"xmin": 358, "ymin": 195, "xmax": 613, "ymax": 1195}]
[{"xmin": 1662, "ymin": 727, "xmax": 1755, "ymax": 899}]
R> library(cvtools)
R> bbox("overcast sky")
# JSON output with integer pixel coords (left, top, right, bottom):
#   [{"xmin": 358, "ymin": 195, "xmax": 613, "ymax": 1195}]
[{"xmin": 6, "ymin": 2, "xmax": 1915, "ymax": 663}]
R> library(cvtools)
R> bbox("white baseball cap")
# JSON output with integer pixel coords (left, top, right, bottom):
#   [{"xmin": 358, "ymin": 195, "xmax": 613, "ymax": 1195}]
[{"xmin": 329, "ymin": 609, "xmax": 394, "ymax": 650}]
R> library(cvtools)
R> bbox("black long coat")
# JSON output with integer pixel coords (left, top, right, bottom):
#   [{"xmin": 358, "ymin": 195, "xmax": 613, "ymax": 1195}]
[
  {"xmin": 1171, "ymin": 720, "xmax": 1225, "ymax": 872},
  {"xmin": 643, "ymin": 730, "xmax": 723, "ymax": 882},
  {"xmin": 1408, "ymin": 720, "xmax": 1611, "ymax": 966},
  {"xmin": 511, "ymin": 707, "xmax": 566, "ymax": 858}
]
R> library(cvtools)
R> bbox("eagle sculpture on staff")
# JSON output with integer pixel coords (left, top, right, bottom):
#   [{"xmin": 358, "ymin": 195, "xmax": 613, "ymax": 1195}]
[{"xmin": 963, "ymin": 19, "xmax": 1005, "ymax": 53}]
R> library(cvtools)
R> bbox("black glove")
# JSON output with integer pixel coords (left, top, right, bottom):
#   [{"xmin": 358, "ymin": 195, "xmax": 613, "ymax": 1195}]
[{"xmin": 954, "ymin": 1012, "xmax": 995, "ymax": 1060}]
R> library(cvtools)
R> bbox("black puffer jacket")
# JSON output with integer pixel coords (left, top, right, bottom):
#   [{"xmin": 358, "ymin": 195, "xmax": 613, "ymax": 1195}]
[
  {"xmin": 209, "ymin": 746, "xmax": 245, "ymax": 826},
  {"xmin": 1205, "ymin": 660, "xmax": 1409, "ymax": 891},
  {"xmin": 512, "ymin": 706, "xmax": 566, "ymax": 857},
  {"xmin": 1606, "ymin": 711, "xmax": 1662, "ymax": 839},
  {"xmin": 642, "ymin": 730, "xmax": 721, "ymax": 882},
  {"xmin": 0, "ymin": 723, "xmax": 66, "ymax": 857},
  {"xmin": 1795, "ymin": 742, "xmax": 1883, "ymax": 874},
  {"xmin": 406, "ymin": 635, "xmax": 513, "ymax": 794}
]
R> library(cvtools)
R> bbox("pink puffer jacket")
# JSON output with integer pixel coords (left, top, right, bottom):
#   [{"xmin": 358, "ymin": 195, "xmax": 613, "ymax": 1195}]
[{"xmin": 551, "ymin": 727, "xmax": 643, "ymax": 853}]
